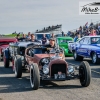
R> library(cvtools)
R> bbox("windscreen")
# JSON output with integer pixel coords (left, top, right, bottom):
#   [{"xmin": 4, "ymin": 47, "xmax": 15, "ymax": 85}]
[
  {"xmin": 91, "ymin": 37, "xmax": 100, "ymax": 44},
  {"xmin": 60, "ymin": 39, "xmax": 73, "ymax": 43},
  {"xmin": 36, "ymin": 34, "xmax": 50, "ymax": 40}
]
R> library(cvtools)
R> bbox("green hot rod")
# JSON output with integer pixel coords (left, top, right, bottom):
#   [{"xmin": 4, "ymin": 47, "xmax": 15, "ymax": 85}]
[{"xmin": 57, "ymin": 37, "xmax": 73, "ymax": 56}]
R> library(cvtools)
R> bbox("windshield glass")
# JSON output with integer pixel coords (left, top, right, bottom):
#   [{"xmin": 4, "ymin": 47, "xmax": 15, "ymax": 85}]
[
  {"xmin": 60, "ymin": 39, "xmax": 73, "ymax": 43},
  {"xmin": 33, "ymin": 48, "xmax": 43, "ymax": 54},
  {"xmin": 91, "ymin": 37, "xmax": 100, "ymax": 44},
  {"xmin": 35, "ymin": 34, "xmax": 50, "ymax": 40},
  {"xmin": 31, "ymin": 47, "xmax": 56, "ymax": 54}
]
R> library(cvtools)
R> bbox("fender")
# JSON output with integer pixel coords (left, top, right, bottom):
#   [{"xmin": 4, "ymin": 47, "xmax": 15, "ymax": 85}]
[{"xmin": 4, "ymin": 48, "xmax": 10, "ymax": 59}]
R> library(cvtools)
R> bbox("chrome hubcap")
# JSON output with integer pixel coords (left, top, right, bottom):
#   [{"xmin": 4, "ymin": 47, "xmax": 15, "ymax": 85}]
[
  {"xmin": 74, "ymin": 52, "xmax": 77, "ymax": 59},
  {"xmin": 14, "ymin": 58, "xmax": 17, "ymax": 76},
  {"xmin": 30, "ymin": 66, "xmax": 34, "ymax": 88},
  {"xmin": 93, "ymin": 54, "xmax": 96, "ymax": 63}
]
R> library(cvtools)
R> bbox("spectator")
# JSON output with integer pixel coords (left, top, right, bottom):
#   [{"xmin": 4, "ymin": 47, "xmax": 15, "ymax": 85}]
[
  {"xmin": 42, "ymin": 34, "xmax": 47, "ymax": 44},
  {"xmin": 64, "ymin": 34, "xmax": 66, "ymax": 36},
  {"xmin": 16, "ymin": 34, "xmax": 20, "ymax": 41},
  {"xmin": 98, "ymin": 23, "xmax": 100, "ymax": 31},
  {"xmin": 89, "ymin": 29, "xmax": 96, "ymax": 36},
  {"xmin": 26, "ymin": 32, "xmax": 31, "ymax": 41},
  {"xmin": 30, "ymin": 34, "xmax": 40, "ymax": 42},
  {"xmin": 74, "ymin": 33, "xmax": 79, "ymax": 42},
  {"xmin": 67, "ymin": 31, "xmax": 71, "ymax": 36},
  {"xmin": 51, "ymin": 33, "xmax": 55, "ymax": 38},
  {"xmin": 79, "ymin": 26, "xmax": 83, "ymax": 37},
  {"xmin": 21, "ymin": 34, "xmax": 27, "ymax": 41},
  {"xmin": 62, "ymin": 31, "xmax": 64, "ymax": 36}
]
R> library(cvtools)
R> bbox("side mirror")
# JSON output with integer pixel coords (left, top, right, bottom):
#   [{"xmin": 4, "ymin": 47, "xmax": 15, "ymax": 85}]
[
  {"xmin": 31, "ymin": 50, "xmax": 34, "ymax": 57},
  {"xmin": 28, "ymin": 50, "xmax": 34, "ymax": 57}
]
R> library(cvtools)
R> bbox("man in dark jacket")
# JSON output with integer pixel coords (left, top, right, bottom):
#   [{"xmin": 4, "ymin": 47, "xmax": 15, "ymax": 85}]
[
  {"xmin": 42, "ymin": 38, "xmax": 56, "ymax": 53},
  {"xmin": 42, "ymin": 34, "xmax": 47, "ymax": 44},
  {"xmin": 30, "ymin": 34, "xmax": 40, "ymax": 43},
  {"xmin": 45, "ymin": 38, "xmax": 55, "ymax": 48}
]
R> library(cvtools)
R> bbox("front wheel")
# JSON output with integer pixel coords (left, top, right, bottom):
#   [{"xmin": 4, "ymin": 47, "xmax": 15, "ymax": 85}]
[
  {"xmin": 92, "ymin": 52, "xmax": 100, "ymax": 64},
  {"xmin": 79, "ymin": 61, "xmax": 91, "ymax": 87},
  {"xmin": 4, "ymin": 56, "xmax": 9, "ymax": 68},
  {"xmin": 15, "ymin": 56, "xmax": 22, "ymax": 78},
  {"xmin": 0, "ymin": 54, "xmax": 2, "ymax": 61},
  {"xmin": 73, "ymin": 51, "xmax": 83, "ymax": 61},
  {"xmin": 30, "ymin": 63, "xmax": 40, "ymax": 90}
]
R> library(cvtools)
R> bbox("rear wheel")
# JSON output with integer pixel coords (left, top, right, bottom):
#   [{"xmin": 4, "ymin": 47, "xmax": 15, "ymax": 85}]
[
  {"xmin": 4, "ymin": 56, "xmax": 9, "ymax": 68},
  {"xmin": 15, "ymin": 56, "xmax": 22, "ymax": 78},
  {"xmin": 30, "ymin": 63, "xmax": 40, "ymax": 90},
  {"xmin": 12, "ymin": 57, "xmax": 16, "ymax": 72},
  {"xmin": 73, "ymin": 51, "xmax": 83, "ymax": 61},
  {"xmin": 0, "ymin": 54, "xmax": 2, "ymax": 61},
  {"xmin": 79, "ymin": 61, "xmax": 91, "ymax": 87},
  {"xmin": 92, "ymin": 52, "xmax": 100, "ymax": 64}
]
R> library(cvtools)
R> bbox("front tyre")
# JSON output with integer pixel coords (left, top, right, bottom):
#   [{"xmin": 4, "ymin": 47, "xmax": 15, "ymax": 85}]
[
  {"xmin": 15, "ymin": 56, "xmax": 22, "ymax": 78},
  {"xmin": 79, "ymin": 61, "xmax": 91, "ymax": 87},
  {"xmin": 73, "ymin": 51, "xmax": 83, "ymax": 61},
  {"xmin": 4, "ymin": 56, "xmax": 9, "ymax": 68},
  {"xmin": 0, "ymin": 54, "xmax": 2, "ymax": 61},
  {"xmin": 92, "ymin": 52, "xmax": 100, "ymax": 64},
  {"xmin": 30, "ymin": 63, "xmax": 40, "ymax": 90}
]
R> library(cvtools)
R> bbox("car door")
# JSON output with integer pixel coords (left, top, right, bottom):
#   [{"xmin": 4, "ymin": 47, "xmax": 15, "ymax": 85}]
[
  {"xmin": 76, "ymin": 38, "xmax": 85, "ymax": 55},
  {"xmin": 78, "ymin": 37, "xmax": 90, "ymax": 57}
]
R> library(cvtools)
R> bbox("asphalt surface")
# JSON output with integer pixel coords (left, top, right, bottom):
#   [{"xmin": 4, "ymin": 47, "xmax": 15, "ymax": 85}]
[{"xmin": 0, "ymin": 57, "xmax": 100, "ymax": 100}]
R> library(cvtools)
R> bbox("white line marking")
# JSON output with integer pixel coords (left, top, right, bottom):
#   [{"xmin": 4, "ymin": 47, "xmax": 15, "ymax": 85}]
[{"xmin": 91, "ymin": 70, "xmax": 100, "ymax": 74}]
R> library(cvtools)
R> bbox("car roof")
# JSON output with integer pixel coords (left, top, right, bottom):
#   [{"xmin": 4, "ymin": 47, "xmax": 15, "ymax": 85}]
[
  {"xmin": 34, "ymin": 33, "xmax": 50, "ymax": 34},
  {"xmin": 0, "ymin": 37, "xmax": 17, "ymax": 41},
  {"xmin": 9, "ymin": 42, "xmax": 34, "ymax": 47},
  {"xmin": 57, "ymin": 37, "xmax": 73, "ymax": 39},
  {"xmin": 83, "ymin": 35, "xmax": 100, "ymax": 38}
]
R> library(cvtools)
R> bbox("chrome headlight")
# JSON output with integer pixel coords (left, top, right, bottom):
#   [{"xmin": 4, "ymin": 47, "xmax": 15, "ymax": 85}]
[
  {"xmin": 43, "ymin": 65, "xmax": 49, "ymax": 74},
  {"xmin": 21, "ymin": 56, "xmax": 24, "ymax": 60},
  {"xmin": 42, "ymin": 58, "xmax": 49, "ymax": 64},
  {"xmin": 68, "ymin": 65, "xmax": 74, "ymax": 73}
]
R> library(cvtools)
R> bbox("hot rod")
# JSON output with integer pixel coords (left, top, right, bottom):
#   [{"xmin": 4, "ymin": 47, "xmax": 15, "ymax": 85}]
[{"xmin": 14, "ymin": 44, "xmax": 91, "ymax": 90}]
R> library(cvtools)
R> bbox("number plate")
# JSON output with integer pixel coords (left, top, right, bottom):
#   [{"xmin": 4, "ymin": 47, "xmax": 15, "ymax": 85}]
[{"xmin": 54, "ymin": 73, "xmax": 66, "ymax": 79}]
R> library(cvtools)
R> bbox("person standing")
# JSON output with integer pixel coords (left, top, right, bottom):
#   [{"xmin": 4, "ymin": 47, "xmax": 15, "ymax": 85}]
[
  {"xmin": 30, "ymin": 34, "xmax": 40, "ymax": 43},
  {"xmin": 26, "ymin": 32, "xmax": 31, "ymax": 41},
  {"xmin": 42, "ymin": 34, "xmax": 47, "ymax": 44},
  {"xmin": 62, "ymin": 31, "xmax": 64, "ymax": 36},
  {"xmin": 89, "ymin": 29, "xmax": 96, "ymax": 36},
  {"xmin": 51, "ymin": 33, "xmax": 55, "ymax": 38},
  {"xmin": 16, "ymin": 34, "xmax": 20, "ymax": 41}
]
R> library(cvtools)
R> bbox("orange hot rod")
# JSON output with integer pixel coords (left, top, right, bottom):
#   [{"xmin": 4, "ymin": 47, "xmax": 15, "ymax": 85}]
[{"xmin": 14, "ymin": 45, "xmax": 91, "ymax": 90}]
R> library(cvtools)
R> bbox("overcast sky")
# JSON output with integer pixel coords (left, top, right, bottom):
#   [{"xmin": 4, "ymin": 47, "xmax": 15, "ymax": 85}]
[{"xmin": 0, "ymin": 0, "xmax": 100, "ymax": 34}]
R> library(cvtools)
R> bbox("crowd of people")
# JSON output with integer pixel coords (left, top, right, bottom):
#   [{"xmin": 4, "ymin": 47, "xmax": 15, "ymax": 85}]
[
  {"xmin": 15, "ymin": 32, "xmax": 56, "ymax": 45},
  {"xmin": 15, "ymin": 32, "xmax": 57, "ymax": 52},
  {"xmin": 35, "ymin": 24, "xmax": 62, "ymax": 33},
  {"xmin": 15, "ymin": 21, "xmax": 100, "ymax": 43},
  {"xmin": 68, "ymin": 22, "xmax": 100, "ymax": 37},
  {"xmin": 16, "ymin": 32, "xmax": 41, "ymax": 43}
]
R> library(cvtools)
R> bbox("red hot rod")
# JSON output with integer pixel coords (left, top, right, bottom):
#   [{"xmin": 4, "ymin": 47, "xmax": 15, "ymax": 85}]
[
  {"xmin": 14, "ymin": 45, "xmax": 91, "ymax": 90},
  {"xmin": 0, "ymin": 37, "xmax": 17, "ymax": 61}
]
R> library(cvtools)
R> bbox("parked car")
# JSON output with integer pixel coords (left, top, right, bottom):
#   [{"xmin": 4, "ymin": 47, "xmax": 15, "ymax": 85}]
[
  {"xmin": 57, "ymin": 37, "xmax": 74, "ymax": 56},
  {"xmin": 54, "ymin": 33, "xmax": 62, "ymax": 37},
  {"xmin": 72, "ymin": 36, "xmax": 100, "ymax": 64},
  {"xmin": 14, "ymin": 44, "xmax": 91, "ymax": 90},
  {"xmin": 34, "ymin": 33, "xmax": 51, "ymax": 44},
  {"xmin": 0, "ymin": 37, "xmax": 17, "ymax": 61},
  {"xmin": 68, "ymin": 38, "xmax": 81, "ymax": 53}
]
